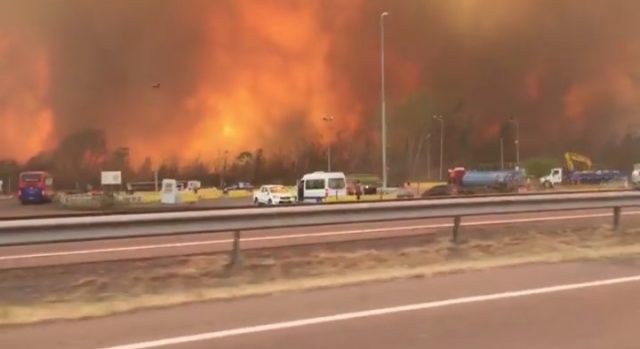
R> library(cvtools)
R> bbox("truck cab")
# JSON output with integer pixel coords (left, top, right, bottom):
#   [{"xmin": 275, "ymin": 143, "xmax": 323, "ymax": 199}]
[{"xmin": 540, "ymin": 168, "xmax": 563, "ymax": 188}]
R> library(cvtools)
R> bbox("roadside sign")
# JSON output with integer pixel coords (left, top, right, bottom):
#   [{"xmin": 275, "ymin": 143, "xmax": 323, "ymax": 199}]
[{"xmin": 101, "ymin": 171, "xmax": 122, "ymax": 185}]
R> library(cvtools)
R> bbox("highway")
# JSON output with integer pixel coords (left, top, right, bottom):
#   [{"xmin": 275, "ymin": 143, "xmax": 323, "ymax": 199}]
[
  {"xmin": 1, "ymin": 207, "xmax": 639, "ymax": 269},
  {"xmin": 1, "ymin": 258, "xmax": 639, "ymax": 348}
]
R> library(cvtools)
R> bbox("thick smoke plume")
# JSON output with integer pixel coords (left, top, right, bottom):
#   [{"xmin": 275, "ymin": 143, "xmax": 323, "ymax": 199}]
[{"xmin": 1, "ymin": 0, "xmax": 640, "ymax": 166}]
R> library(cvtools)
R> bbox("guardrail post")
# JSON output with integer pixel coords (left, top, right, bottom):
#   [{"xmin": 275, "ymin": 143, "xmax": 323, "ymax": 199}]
[
  {"xmin": 613, "ymin": 207, "xmax": 622, "ymax": 233},
  {"xmin": 229, "ymin": 230, "xmax": 243, "ymax": 268},
  {"xmin": 452, "ymin": 216, "xmax": 461, "ymax": 243}
]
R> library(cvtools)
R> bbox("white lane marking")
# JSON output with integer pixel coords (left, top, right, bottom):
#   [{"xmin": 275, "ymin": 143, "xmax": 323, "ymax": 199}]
[
  {"xmin": 2, "ymin": 210, "xmax": 639, "ymax": 262},
  {"xmin": 97, "ymin": 273, "xmax": 640, "ymax": 349}
]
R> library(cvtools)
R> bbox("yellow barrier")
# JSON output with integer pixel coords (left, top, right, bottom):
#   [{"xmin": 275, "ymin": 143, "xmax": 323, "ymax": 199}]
[
  {"xmin": 197, "ymin": 188, "xmax": 222, "ymax": 200},
  {"xmin": 326, "ymin": 194, "xmax": 395, "ymax": 203},
  {"xmin": 137, "ymin": 191, "xmax": 162, "ymax": 204},
  {"xmin": 406, "ymin": 182, "xmax": 447, "ymax": 195},
  {"xmin": 227, "ymin": 190, "xmax": 252, "ymax": 198},
  {"xmin": 178, "ymin": 191, "xmax": 199, "ymax": 203}
]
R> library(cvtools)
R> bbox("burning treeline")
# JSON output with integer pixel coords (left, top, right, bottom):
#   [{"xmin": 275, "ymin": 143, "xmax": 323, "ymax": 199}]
[{"xmin": 2, "ymin": 0, "xmax": 640, "ymax": 183}]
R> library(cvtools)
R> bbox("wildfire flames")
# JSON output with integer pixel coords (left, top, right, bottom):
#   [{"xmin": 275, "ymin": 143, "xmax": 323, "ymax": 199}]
[{"xmin": 2, "ymin": 0, "xmax": 640, "ymax": 164}]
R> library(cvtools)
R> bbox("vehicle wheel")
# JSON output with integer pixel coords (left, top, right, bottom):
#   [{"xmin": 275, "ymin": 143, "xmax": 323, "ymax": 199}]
[
  {"xmin": 543, "ymin": 181, "xmax": 552, "ymax": 189},
  {"xmin": 268, "ymin": 199, "xmax": 273, "ymax": 205},
  {"xmin": 254, "ymin": 198, "xmax": 259, "ymax": 205}
]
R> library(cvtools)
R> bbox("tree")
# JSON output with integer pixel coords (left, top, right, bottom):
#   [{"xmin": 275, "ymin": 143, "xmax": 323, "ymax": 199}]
[
  {"xmin": 137, "ymin": 157, "xmax": 154, "ymax": 181},
  {"xmin": 109, "ymin": 147, "xmax": 133, "ymax": 180},
  {"xmin": 158, "ymin": 158, "xmax": 180, "ymax": 180},
  {"xmin": 0, "ymin": 159, "xmax": 20, "ymax": 194},
  {"xmin": 52, "ymin": 129, "xmax": 108, "ymax": 189}
]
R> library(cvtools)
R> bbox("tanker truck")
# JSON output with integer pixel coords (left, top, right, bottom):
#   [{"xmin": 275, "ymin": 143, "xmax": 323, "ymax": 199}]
[{"xmin": 423, "ymin": 167, "xmax": 526, "ymax": 197}]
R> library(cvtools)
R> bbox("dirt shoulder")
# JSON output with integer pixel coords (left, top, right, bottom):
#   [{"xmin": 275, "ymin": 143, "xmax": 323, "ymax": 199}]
[{"xmin": 1, "ymin": 223, "xmax": 640, "ymax": 326}]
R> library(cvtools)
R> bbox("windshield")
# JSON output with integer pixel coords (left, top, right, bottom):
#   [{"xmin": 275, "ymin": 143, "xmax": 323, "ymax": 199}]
[{"xmin": 20, "ymin": 173, "xmax": 43, "ymax": 182}]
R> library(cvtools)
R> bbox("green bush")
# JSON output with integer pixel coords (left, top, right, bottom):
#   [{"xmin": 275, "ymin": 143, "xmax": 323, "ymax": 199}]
[{"xmin": 523, "ymin": 157, "xmax": 561, "ymax": 178}]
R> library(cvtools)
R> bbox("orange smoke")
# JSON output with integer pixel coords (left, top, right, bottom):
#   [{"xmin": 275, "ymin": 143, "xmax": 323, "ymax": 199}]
[
  {"xmin": 3, "ymin": 0, "xmax": 640, "ymax": 166},
  {"xmin": 179, "ymin": 1, "xmax": 366, "ymax": 162},
  {"xmin": 0, "ymin": 32, "xmax": 53, "ymax": 161}
]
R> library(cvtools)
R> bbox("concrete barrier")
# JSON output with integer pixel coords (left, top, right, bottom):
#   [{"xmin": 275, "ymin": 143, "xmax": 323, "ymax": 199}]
[
  {"xmin": 178, "ymin": 191, "xmax": 199, "ymax": 203},
  {"xmin": 326, "ymin": 194, "xmax": 396, "ymax": 203},
  {"xmin": 406, "ymin": 182, "xmax": 447, "ymax": 196},
  {"xmin": 58, "ymin": 193, "xmax": 114, "ymax": 210},
  {"xmin": 197, "ymin": 188, "xmax": 222, "ymax": 200},
  {"xmin": 227, "ymin": 190, "xmax": 252, "ymax": 198},
  {"xmin": 138, "ymin": 191, "xmax": 162, "ymax": 203}
]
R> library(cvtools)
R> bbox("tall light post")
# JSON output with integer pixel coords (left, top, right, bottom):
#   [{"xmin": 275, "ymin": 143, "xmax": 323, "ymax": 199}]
[
  {"xmin": 433, "ymin": 115, "xmax": 444, "ymax": 180},
  {"xmin": 426, "ymin": 133, "xmax": 432, "ymax": 180},
  {"xmin": 509, "ymin": 116, "xmax": 520, "ymax": 169},
  {"xmin": 500, "ymin": 137, "xmax": 505, "ymax": 170},
  {"xmin": 380, "ymin": 11, "xmax": 389, "ymax": 189},
  {"xmin": 220, "ymin": 150, "xmax": 229, "ymax": 189},
  {"xmin": 322, "ymin": 116, "xmax": 334, "ymax": 172}
]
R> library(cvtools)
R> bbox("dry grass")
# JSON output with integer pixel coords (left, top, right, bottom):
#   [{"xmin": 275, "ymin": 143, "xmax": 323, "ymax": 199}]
[{"xmin": 1, "ymin": 225, "xmax": 640, "ymax": 326}]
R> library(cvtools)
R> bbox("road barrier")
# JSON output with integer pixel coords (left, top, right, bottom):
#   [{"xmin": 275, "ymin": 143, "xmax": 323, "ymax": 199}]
[
  {"xmin": 226, "ymin": 190, "xmax": 253, "ymax": 198},
  {"xmin": 2, "ymin": 191, "xmax": 639, "ymax": 268}
]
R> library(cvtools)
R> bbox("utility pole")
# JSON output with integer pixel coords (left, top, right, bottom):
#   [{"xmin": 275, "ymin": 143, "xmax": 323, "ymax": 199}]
[
  {"xmin": 380, "ymin": 11, "xmax": 389, "ymax": 189},
  {"xmin": 509, "ymin": 116, "xmax": 520, "ymax": 169},
  {"xmin": 433, "ymin": 115, "xmax": 444, "ymax": 180},
  {"xmin": 154, "ymin": 170, "xmax": 159, "ymax": 192},
  {"xmin": 220, "ymin": 150, "xmax": 228, "ymax": 188},
  {"xmin": 500, "ymin": 137, "xmax": 505, "ymax": 170},
  {"xmin": 427, "ymin": 134, "xmax": 432, "ymax": 180},
  {"xmin": 322, "ymin": 116, "xmax": 335, "ymax": 172}
]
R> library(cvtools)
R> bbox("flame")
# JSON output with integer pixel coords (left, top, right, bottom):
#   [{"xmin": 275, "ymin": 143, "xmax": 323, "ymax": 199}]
[
  {"xmin": 0, "ymin": 32, "xmax": 53, "ymax": 162},
  {"xmin": 179, "ymin": 0, "xmax": 365, "ymax": 160},
  {"xmin": 3, "ymin": 0, "xmax": 640, "ymax": 166}
]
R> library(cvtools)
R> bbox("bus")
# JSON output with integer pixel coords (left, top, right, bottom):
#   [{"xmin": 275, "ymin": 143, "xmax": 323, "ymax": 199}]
[{"xmin": 17, "ymin": 171, "xmax": 54, "ymax": 204}]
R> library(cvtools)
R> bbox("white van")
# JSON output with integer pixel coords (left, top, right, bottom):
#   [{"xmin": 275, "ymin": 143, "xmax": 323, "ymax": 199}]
[
  {"xmin": 632, "ymin": 164, "xmax": 640, "ymax": 189},
  {"xmin": 298, "ymin": 172, "xmax": 347, "ymax": 203}
]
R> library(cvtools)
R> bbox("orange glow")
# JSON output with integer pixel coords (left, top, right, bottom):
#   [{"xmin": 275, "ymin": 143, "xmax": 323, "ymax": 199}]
[
  {"xmin": 177, "ymin": 1, "xmax": 365, "ymax": 160},
  {"xmin": 0, "ymin": 33, "xmax": 53, "ymax": 161},
  {"xmin": 3, "ymin": 0, "xmax": 640, "ymax": 165}
]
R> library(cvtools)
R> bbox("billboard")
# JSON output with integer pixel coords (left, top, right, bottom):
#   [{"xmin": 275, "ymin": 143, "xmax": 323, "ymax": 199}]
[{"xmin": 101, "ymin": 171, "xmax": 122, "ymax": 185}]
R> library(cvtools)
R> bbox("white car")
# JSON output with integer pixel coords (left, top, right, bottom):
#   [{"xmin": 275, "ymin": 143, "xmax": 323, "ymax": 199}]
[{"xmin": 253, "ymin": 185, "xmax": 296, "ymax": 205}]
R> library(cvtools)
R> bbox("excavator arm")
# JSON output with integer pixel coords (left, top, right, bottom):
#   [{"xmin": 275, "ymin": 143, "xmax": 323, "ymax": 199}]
[{"xmin": 564, "ymin": 152, "xmax": 592, "ymax": 172}]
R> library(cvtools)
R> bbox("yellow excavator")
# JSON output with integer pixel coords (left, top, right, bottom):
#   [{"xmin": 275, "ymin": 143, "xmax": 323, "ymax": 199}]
[
  {"xmin": 541, "ymin": 152, "xmax": 593, "ymax": 187},
  {"xmin": 564, "ymin": 152, "xmax": 592, "ymax": 172}
]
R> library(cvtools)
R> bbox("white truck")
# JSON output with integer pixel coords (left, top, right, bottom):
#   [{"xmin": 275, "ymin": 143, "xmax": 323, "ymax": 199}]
[
  {"xmin": 539, "ymin": 168, "xmax": 564, "ymax": 187},
  {"xmin": 632, "ymin": 164, "xmax": 640, "ymax": 189}
]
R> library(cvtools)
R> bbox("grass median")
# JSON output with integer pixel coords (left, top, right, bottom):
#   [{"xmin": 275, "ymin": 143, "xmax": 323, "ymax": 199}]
[{"xmin": 1, "ymin": 222, "xmax": 640, "ymax": 326}]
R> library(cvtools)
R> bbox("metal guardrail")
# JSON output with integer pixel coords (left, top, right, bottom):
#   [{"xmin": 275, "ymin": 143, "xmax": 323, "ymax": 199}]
[
  {"xmin": 0, "ymin": 192, "xmax": 639, "ymax": 249},
  {"xmin": 0, "ymin": 188, "xmax": 632, "ymax": 222}
]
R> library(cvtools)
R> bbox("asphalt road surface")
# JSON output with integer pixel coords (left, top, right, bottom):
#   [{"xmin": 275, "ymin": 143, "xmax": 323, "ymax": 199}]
[
  {"xmin": 2, "ymin": 258, "xmax": 639, "ymax": 348},
  {"xmin": 1, "ymin": 208, "xmax": 639, "ymax": 269}
]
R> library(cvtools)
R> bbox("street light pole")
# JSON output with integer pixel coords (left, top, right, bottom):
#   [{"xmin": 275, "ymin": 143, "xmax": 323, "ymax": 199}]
[
  {"xmin": 426, "ymin": 133, "xmax": 432, "ymax": 180},
  {"xmin": 509, "ymin": 117, "xmax": 520, "ymax": 169},
  {"xmin": 380, "ymin": 11, "xmax": 389, "ymax": 189},
  {"xmin": 322, "ymin": 116, "xmax": 334, "ymax": 172},
  {"xmin": 500, "ymin": 137, "xmax": 504, "ymax": 170},
  {"xmin": 433, "ymin": 115, "xmax": 444, "ymax": 180}
]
